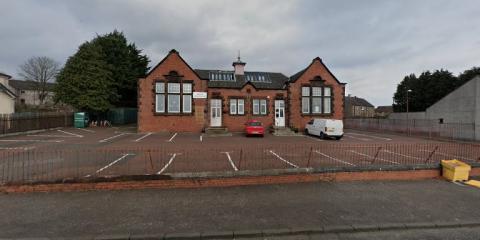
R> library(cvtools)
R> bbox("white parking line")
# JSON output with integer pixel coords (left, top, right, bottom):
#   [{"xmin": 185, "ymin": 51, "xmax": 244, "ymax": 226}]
[
  {"xmin": 348, "ymin": 150, "xmax": 400, "ymax": 164},
  {"xmin": 0, "ymin": 146, "xmax": 36, "ymax": 150},
  {"xmin": 419, "ymin": 150, "xmax": 475, "ymax": 161},
  {"xmin": 268, "ymin": 150, "xmax": 299, "ymax": 168},
  {"xmin": 27, "ymin": 134, "xmax": 76, "ymax": 138},
  {"xmin": 344, "ymin": 134, "xmax": 371, "ymax": 141},
  {"xmin": 304, "ymin": 135, "xmax": 324, "ymax": 141},
  {"xmin": 347, "ymin": 132, "xmax": 392, "ymax": 141},
  {"xmin": 157, "ymin": 153, "xmax": 178, "ymax": 174},
  {"xmin": 0, "ymin": 139, "xmax": 64, "ymax": 143},
  {"xmin": 99, "ymin": 133, "xmax": 128, "ymax": 143},
  {"xmin": 314, "ymin": 150, "xmax": 356, "ymax": 166},
  {"xmin": 133, "ymin": 132, "xmax": 152, "ymax": 142},
  {"xmin": 221, "ymin": 151, "xmax": 238, "ymax": 171},
  {"xmin": 85, "ymin": 153, "xmax": 134, "ymax": 177},
  {"xmin": 166, "ymin": 133, "xmax": 178, "ymax": 142},
  {"xmin": 58, "ymin": 129, "xmax": 83, "ymax": 138},
  {"xmin": 76, "ymin": 128, "xmax": 95, "ymax": 133},
  {"xmin": 383, "ymin": 150, "xmax": 422, "ymax": 160}
]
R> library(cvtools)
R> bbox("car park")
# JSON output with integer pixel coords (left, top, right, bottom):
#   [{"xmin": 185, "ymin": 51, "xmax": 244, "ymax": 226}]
[
  {"xmin": 305, "ymin": 118, "xmax": 343, "ymax": 140},
  {"xmin": 245, "ymin": 120, "xmax": 265, "ymax": 137}
]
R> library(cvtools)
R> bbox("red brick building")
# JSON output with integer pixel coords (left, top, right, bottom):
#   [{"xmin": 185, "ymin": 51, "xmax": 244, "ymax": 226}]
[{"xmin": 138, "ymin": 49, "xmax": 346, "ymax": 133}]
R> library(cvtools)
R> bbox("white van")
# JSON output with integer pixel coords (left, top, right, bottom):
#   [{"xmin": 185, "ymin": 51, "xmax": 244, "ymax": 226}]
[{"xmin": 305, "ymin": 118, "xmax": 344, "ymax": 140}]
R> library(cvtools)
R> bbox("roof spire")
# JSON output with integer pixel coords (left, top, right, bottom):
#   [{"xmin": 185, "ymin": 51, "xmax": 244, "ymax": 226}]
[{"xmin": 237, "ymin": 50, "xmax": 241, "ymax": 62}]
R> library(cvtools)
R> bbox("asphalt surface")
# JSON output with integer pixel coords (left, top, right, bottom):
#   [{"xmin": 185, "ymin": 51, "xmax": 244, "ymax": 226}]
[{"xmin": 1, "ymin": 179, "xmax": 480, "ymax": 238}]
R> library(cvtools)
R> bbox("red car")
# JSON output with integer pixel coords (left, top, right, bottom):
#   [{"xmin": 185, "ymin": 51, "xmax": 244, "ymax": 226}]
[{"xmin": 245, "ymin": 120, "xmax": 265, "ymax": 137}]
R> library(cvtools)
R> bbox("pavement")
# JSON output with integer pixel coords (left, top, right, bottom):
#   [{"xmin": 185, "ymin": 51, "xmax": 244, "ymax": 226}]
[{"xmin": 1, "ymin": 179, "xmax": 480, "ymax": 239}]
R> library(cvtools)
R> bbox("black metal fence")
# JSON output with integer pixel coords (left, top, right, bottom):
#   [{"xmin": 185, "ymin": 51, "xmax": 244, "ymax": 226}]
[
  {"xmin": 1, "ymin": 143, "xmax": 479, "ymax": 185},
  {"xmin": 0, "ymin": 112, "xmax": 73, "ymax": 135}
]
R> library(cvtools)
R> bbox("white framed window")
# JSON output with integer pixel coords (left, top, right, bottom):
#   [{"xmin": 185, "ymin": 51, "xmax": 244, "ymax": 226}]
[
  {"xmin": 253, "ymin": 99, "xmax": 267, "ymax": 115},
  {"xmin": 302, "ymin": 97, "xmax": 310, "ymax": 114},
  {"xmin": 230, "ymin": 99, "xmax": 237, "ymax": 115},
  {"xmin": 156, "ymin": 82, "xmax": 193, "ymax": 114},
  {"xmin": 238, "ymin": 99, "xmax": 244, "ymax": 114},
  {"xmin": 302, "ymin": 86, "xmax": 332, "ymax": 114},
  {"xmin": 155, "ymin": 82, "xmax": 165, "ymax": 113},
  {"xmin": 260, "ymin": 99, "xmax": 267, "ymax": 115},
  {"xmin": 253, "ymin": 99, "xmax": 260, "ymax": 115}
]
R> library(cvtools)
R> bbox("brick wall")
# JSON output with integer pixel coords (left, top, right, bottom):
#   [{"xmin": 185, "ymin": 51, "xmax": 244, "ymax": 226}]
[
  {"xmin": 138, "ymin": 50, "xmax": 208, "ymax": 133},
  {"xmin": 207, "ymin": 85, "xmax": 287, "ymax": 132},
  {"xmin": 288, "ymin": 58, "xmax": 345, "ymax": 131}
]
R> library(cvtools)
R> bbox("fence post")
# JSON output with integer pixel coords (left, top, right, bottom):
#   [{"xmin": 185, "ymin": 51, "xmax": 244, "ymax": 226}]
[
  {"xmin": 425, "ymin": 146, "xmax": 438, "ymax": 163},
  {"xmin": 307, "ymin": 146, "xmax": 313, "ymax": 168},
  {"xmin": 238, "ymin": 148, "xmax": 243, "ymax": 170},
  {"xmin": 371, "ymin": 146, "xmax": 382, "ymax": 164}
]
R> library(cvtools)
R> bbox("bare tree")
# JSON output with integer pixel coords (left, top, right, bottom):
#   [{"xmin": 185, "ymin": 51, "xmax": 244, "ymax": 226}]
[{"xmin": 19, "ymin": 56, "xmax": 60, "ymax": 105}]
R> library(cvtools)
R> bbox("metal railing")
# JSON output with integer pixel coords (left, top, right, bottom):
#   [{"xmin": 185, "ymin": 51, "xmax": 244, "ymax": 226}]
[
  {"xmin": 345, "ymin": 118, "xmax": 477, "ymax": 141},
  {"xmin": 0, "ymin": 112, "xmax": 73, "ymax": 135},
  {"xmin": 1, "ymin": 143, "xmax": 479, "ymax": 184}
]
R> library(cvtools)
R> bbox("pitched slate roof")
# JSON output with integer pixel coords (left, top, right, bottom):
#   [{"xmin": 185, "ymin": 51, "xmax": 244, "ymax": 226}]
[
  {"xmin": 375, "ymin": 105, "xmax": 393, "ymax": 113},
  {"xmin": 8, "ymin": 79, "xmax": 56, "ymax": 91},
  {"xmin": 195, "ymin": 69, "xmax": 289, "ymax": 90},
  {"xmin": 345, "ymin": 96, "xmax": 374, "ymax": 107},
  {"xmin": 0, "ymin": 83, "xmax": 16, "ymax": 98}
]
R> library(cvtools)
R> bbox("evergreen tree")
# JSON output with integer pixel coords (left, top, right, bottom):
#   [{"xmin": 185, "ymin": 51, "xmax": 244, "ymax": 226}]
[
  {"xmin": 457, "ymin": 67, "xmax": 480, "ymax": 88},
  {"xmin": 55, "ymin": 42, "xmax": 116, "ymax": 112},
  {"xmin": 54, "ymin": 30, "xmax": 149, "ymax": 112}
]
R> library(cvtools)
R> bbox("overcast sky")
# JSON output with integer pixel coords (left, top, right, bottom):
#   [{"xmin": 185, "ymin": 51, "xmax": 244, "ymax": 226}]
[{"xmin": 1, "ymin": 0, "xmax": 479, "ymax": 106}]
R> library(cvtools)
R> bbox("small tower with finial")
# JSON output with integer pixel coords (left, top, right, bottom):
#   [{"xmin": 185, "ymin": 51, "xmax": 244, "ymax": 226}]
[{"xmin": 232, "ymin": 50, "xmax": 246, "ymax": 75}]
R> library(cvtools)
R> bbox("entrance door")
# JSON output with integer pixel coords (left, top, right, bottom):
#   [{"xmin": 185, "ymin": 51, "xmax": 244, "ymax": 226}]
[
  {"xmin": 210, "ymin": 99, "xmax": 222, "ymax": 127},
  {"xmin": 274, "ymin": 100, "xmax": 285, "ymax": 127}
]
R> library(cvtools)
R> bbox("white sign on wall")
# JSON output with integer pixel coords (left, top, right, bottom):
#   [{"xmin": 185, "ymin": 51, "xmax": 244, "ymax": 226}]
[{"xmin": 193, "ymin": 92, "xmax": 208, "ymax": 99}]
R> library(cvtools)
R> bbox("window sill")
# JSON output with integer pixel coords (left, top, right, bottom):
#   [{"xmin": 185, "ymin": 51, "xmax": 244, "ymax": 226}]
[
  {"xmin": 154, "ymin": 112, "xmax": 194, "ymax": 116},
  {"xmin": 301, "ymin": 113, "xmax": 333, "ymax": 117}
]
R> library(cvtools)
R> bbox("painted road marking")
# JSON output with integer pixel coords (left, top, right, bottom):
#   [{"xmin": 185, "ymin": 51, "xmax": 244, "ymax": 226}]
[
  {"xmin": 383, "ymin": 150, "xmax": 422, "ymax": 160},
  {"xmin": 0, "ymin": 139, "xmax": 64, "ymax": 143},
  {"xmin": 268, "ymin": 150, "xmax": 299, "ymax": 168},
  {"xmin": 419, "ymin": 150, "xmax": 475, "ymax": 161},
  {"xmin": 344, "ymin": 134, "xmax": 371, "ymax": 141},
  {"xmin": 314, "ymin": 150, "xmax": 356, "ymax": 166},
  {"xmin": 0, "ymin": 146, "xmax": 36, "ymax": 150},
  {"xmin": 348, "ymin": 150, "xmax": 400, "ymax": 164},
  {"xmin": 76, "ymin": 128, "xmax": 95, "ymax": 133},
  {"xmin": 166, "ymin": 133, "xmax": 178, "ymax": 142},
  {"xmin": 304, "ymin": 135, "xmax": 324, "ymax": 142},
  {"xmin": 200, "ymin": 135, "xmax": 203, "ymax": 142},
  {"xmin": 347, "ymin": 132, "xmax": 392, "ymax": 141},
  {"xmin": 133, "ymin": 132, "xmax": 152, "ymax": 142},
  {"xmin": 157, "ymin": 153, "xmax": 178, "ymax": 174},
  {"xmin": 28, "ymin": 134, "xmax": 76, "ymax": 138},
  {"xmin": 85, "ymin": 153, "xmax": 134, "ymax": 177},
  {"xmin": 99, "ymin": 133, "xmax": 128, "ymax": 143},
  {"xmin": 58, "ymin": 129, "xmax": 83, "ymax": 138},
  {"xmin": 221, "ymin": 151, "xmax": 238, "ymax": 171}
]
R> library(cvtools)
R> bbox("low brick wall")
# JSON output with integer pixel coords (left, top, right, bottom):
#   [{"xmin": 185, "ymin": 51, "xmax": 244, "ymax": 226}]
[{"xmin": 0, "ymin": 169, "xmax": 444, "ymax": 193}]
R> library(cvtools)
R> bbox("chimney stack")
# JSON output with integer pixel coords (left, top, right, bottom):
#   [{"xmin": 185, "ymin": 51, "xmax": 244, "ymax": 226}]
[{"xmin": 232, "ymin": 51, "xmax": 246, "ymax": 75}]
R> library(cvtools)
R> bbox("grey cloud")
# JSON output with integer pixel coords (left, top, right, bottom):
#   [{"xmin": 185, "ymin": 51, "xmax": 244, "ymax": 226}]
[{"xmin": 1, "ymin": 0, "xmax": 480, "ymax": 106}]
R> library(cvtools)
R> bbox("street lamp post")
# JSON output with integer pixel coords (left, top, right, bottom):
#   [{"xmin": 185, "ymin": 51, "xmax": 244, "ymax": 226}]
[{"xmin": 406, "ymin": 89, "xmax": 412, "ymax": 135}]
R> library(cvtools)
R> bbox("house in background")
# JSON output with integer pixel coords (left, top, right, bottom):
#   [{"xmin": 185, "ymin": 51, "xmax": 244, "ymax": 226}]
[
  {"xmin": 344, "ymin": 95, "xmax": 375, "ymax": 118},
  {"xmin": 375, "ymin": 105, "xmax": 393, "ymax": 118},
  {"xmin": 0, "ymin": 72, "xmax": 16, "ymax": 114},
  {"xmin": 8, "ymin": 79, "xmax": 56, "ymax": 106}
]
